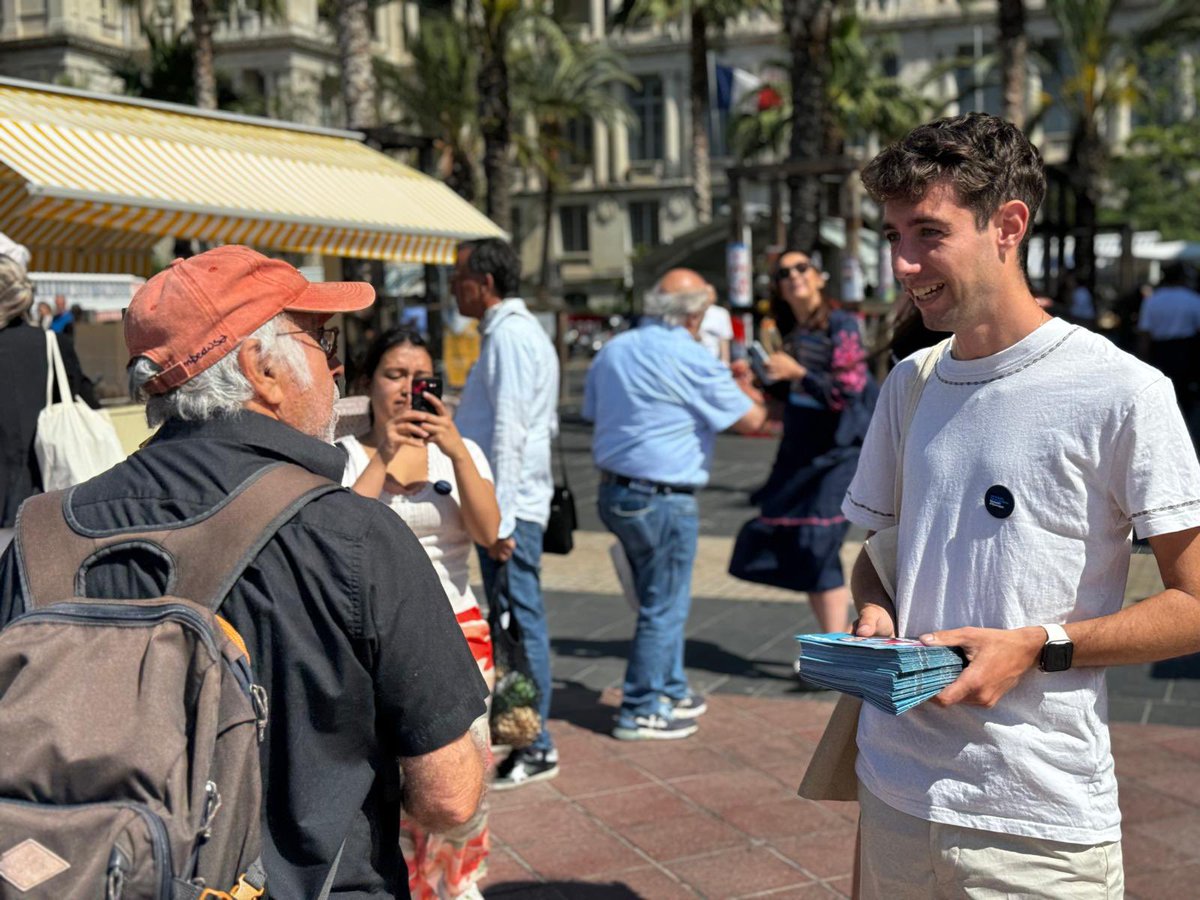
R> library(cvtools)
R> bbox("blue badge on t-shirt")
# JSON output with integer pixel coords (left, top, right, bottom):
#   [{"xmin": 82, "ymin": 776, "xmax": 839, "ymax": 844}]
[
  {"xmin": 984, "ymin": 485, "xmax": 1015, "ymax": 519},
  {"xmin": 434, "ymin": 480, "xmax": 453, "ymax": 495}
]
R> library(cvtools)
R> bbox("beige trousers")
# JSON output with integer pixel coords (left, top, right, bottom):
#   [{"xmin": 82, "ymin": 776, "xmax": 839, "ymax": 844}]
[{"xmin": 858, "ymin": 784, "xmax": 1124, "ymax": 899}]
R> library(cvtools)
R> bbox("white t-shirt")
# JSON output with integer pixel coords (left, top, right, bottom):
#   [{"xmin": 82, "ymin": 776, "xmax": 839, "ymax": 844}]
[
  {"xmin": 1137, "ymin": 285, "xmax": 1200, "ymax": 341},
  {"xmin": 699, "ymin": 304, "xmax": 734, "ymax": 362},
  {"xmin": 339, "ymin": 435, "xmax": 494, "ymax": 615},
  {"xmin": 842, "ymin": 317, "xmax": 1200, "ymax": 844}
]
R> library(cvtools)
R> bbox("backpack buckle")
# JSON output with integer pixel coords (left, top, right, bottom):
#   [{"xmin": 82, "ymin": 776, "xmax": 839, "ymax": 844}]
[{"xmin": 229, "ymin": 873, "xmax": 267, "ymax": 900}]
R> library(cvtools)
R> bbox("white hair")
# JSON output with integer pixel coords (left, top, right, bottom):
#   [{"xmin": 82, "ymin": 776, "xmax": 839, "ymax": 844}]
[
  {"xmin": 128, "ymin": 313, "xmax": 312, "ymax": 427},
  {"xmin": 643, "ymin": 284, "xmax": 712, "ymax": 328}
]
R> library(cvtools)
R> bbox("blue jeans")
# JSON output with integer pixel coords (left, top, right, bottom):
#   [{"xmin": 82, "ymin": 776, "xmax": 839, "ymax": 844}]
[
  {"xmin": 478, "ymin": 519, "xmax": 554, "ymax": 753},
  {"xmin": 598, "ymin": 482, "xmax": 699, "ymax": 720}
]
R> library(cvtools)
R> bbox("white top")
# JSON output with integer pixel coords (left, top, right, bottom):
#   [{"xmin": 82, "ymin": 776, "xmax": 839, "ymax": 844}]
[
  {"xmin": 699, "ymin": 304, "xmax": 734, "ymax": 362},
  {"xmin": 1138, "ymin": 285, "xmax": 1200, "ymax": 341},
  {"xmin": 339, "ymin": 435, "xmax": 494, "ymax": 616},
  {"xmin": 843, "ymin": 317, "xmax": 1200, "ymax": 844}
]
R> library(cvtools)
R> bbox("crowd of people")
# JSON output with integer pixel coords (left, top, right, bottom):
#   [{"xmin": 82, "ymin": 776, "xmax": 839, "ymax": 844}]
[{"xmin": 1, "ymin": 112, "xmax": 1200, "ymax": 900}]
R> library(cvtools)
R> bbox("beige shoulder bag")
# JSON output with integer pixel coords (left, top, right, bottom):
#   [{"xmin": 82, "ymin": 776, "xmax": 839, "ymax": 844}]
[{"xmin": 798, "ymin": 338, "xmax": 950, "ymax": 801}]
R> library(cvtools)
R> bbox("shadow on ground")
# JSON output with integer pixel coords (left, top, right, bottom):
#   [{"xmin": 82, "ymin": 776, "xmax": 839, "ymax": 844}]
[
  {"xmin": 550, "ymin": 637, "xmax": 796, "ymax": 684},
  {"xmin": 485, "ymin": 881, "xmax": 642, "ymax": 899}
]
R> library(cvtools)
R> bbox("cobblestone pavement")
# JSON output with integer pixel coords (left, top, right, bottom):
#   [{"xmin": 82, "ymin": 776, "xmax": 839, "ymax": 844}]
[{"xmin": 473, "ymin": 417, "xmax": 1200, "ymax": 897}]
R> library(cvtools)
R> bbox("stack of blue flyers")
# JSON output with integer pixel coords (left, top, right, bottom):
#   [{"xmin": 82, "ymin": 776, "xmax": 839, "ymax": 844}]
[{"xmin": 795, "ymin": 633, "xmax": 966, "ymax": 715}]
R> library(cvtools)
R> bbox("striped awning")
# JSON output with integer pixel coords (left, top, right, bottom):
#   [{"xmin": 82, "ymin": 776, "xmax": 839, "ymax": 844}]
[{"xmin": 0, "ymin": 78, "xmax": 503, "ymax": 274}]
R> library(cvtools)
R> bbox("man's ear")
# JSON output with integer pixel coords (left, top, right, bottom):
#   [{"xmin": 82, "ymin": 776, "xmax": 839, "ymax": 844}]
[
  {"xmin": 238, "ymin": 339, "xmax": 286, "ymax": 410},
  {"xmin": 484, "ymin": 273, "xmax": 497, "ymax": 298},
  {"xmin": 996, "ymin": 199, "xmax": 1030, "ymax": 255}
]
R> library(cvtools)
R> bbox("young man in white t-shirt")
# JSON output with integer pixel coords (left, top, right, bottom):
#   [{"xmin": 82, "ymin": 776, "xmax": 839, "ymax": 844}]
[{"xmin": 841, "ymin": 113, "xmax": 1200, "ymax": 898}]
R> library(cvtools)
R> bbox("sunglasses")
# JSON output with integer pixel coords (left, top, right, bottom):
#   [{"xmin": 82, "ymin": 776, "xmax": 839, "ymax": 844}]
[
  {"xmin": 775, "ymin": 262, "xmax": 812, "ymax": 280},
  {"xmin": 283, "ymin": 325, "xmax": 340, "ymax": 361}
]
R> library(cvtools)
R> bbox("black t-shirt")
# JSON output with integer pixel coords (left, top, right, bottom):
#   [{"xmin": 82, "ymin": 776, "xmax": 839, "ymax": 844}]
[{"xmin": 0, "ymin": 412, "xmax": 489, "ymax": 899}]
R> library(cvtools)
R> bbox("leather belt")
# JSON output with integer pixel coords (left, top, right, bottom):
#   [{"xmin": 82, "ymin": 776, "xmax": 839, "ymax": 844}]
[{"xmin": 599, "ymin": 470, "xmax": 696, "ymax": 495}]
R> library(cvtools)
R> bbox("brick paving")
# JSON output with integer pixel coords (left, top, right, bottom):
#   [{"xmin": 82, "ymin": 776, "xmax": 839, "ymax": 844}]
[{"xmin": 483, "ymin": 693, "xmax": 1200, "ymax": 899}]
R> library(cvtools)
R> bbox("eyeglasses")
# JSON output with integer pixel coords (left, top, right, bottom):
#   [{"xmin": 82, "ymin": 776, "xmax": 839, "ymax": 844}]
[
  {"xmin": 775, "ymin": 262, "xmax": 812, "ymax": 281},
  {"xmin": 282, "ymin": 325, "xmax": 340, "ymax": 361}
]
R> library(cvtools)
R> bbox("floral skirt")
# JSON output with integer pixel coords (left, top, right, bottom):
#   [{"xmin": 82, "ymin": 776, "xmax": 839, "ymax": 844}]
[{"xmin": 401, "ymin": 607, "xmax": 495, "ymax": 899}]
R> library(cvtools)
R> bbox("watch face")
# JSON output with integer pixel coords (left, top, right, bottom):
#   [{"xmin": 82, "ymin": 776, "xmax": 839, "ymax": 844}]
[{"xmin": 1041, "ymin": 641, "xmax": 1074, "ymax": 673}]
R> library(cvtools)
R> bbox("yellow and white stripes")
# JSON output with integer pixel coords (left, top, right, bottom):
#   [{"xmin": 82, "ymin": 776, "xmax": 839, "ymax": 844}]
[{"xmin": 0, "ymin": 79, "xmax": 502, "ymax": 272}]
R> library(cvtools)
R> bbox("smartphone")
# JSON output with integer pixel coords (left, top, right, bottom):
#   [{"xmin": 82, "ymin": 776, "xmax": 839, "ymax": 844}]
[
  {"xmin": 748, "ymin": 341, "xmax": 775, "ymax": 384},
  {"xmin": 411, "ymin": 376, "xmax": 443, "ymax": 414}
]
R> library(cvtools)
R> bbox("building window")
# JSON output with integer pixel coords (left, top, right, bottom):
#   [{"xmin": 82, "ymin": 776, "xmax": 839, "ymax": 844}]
[
  {"xmin": 1036, "ymin": 41, "xmax": 1070, "ymax": 137},
  {"xmin": 628, "ymin": 75, "xmax": 665, "ymax": 162},
  {"xmin": 629, "ymin": 201, "xmax": 660, "ymax": 250},
  {"xmin": 955, "ymin": 44, "xmax": 1001, "ymax": 116},
  {"xmin": 560, "ymin": 204, "xmax": 590, "ymax": 253},
  {"xmin": 563, "ymin": 116, "xmax": 594, "ymax": 167},
  {"xmin": 512, "ymin": 206, "xmax": 524, "ymax": 249}
]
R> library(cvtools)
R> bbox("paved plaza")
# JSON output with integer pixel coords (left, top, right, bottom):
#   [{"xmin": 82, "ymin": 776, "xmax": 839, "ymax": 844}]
[{"xmin": 474, "ymin": 418, "xmax": 1200, "ymax": 898}]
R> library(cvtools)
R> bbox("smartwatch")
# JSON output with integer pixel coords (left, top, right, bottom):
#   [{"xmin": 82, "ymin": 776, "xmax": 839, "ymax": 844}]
[{"xmin": 1039, "ymin": 623, "xmax": 1074, "ymax": 673}]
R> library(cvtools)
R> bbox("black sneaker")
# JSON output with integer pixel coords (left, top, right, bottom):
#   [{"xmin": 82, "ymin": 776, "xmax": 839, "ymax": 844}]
[
  {"xmin": 613, "ymin": 712, "xmax": 698, "ymax": 741},
  {"xmin": 668, "ymin": 692, "xmax": 708, "ymax": 720},
  {"xmin": 493, "ymin": 747, "xmax": 559, "ymax": 791}
]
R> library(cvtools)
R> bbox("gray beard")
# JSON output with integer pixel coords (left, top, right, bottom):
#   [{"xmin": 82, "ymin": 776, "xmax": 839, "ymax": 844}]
[{"xmin": 321, "ymin": 383, "xmax": 341, "ymax": 445}]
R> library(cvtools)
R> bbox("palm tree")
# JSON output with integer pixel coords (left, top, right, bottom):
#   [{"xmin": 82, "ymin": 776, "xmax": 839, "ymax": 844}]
[
  {"xmin": 335, "ymin": 0, "xmax": 377, "ymax": 129},
  {"xmin": 511, "ymin": 34, "xmax": 637, "ymax": 290},
  {"xmin": 192, "ymin": 0, "xmax": 217, "ymax": 109},
  {"xmin": 468, "ymin": 0, "xmax": 566, "ymax": 235},
  {"xmin": 1038, "ymin": 0, "xmax": 1200, "ymax": 289},
  {"xmin": 377, "ymin": 13, "xmax": 480, "ymax": 201},
  {"xmin": 780, "ymin": 0, "xmax": 837, "ymax": 252},
  {"xmin": 614, "ymin": 0, "xmax": 779, "ymax": 226},
  {"xmin": 997, "ymin": 0, "xmax": 1028, "ymax": 129}
]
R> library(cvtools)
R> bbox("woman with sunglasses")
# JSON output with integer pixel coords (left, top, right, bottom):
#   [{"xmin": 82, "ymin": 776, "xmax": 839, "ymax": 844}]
[
  {"xmin": 338, "ymin": 326, "xmax": 500, "ymax": 900},
  {"xmin": 731, "ymin": 249, "xmax": 876, "ymax": 636}
]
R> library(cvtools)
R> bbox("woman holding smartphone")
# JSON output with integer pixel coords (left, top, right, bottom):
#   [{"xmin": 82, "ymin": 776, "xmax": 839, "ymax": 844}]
[
  {"xmin": 339, "ymin": 326, "xmax": 499, "ymax": 900},
  {"xmin": 730, "ymin": 250, "xmax": 875, "ymax": 636}
]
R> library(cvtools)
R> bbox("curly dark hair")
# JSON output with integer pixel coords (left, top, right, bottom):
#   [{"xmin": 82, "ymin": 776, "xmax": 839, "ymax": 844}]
[{"xmin": 861, "ymin": 113, "xmax": 1046, "ymax": 259}]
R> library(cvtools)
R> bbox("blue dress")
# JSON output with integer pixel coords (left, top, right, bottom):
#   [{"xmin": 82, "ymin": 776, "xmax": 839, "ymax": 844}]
[{"xmin": 731, "ymin": 308, "xmax": 877, "ymax": 591}]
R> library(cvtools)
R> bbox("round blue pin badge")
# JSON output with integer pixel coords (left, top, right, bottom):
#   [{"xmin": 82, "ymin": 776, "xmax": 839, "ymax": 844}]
[{"xmin": 984, "ymin": 485, "xmax": 1015, "ymax": 519}]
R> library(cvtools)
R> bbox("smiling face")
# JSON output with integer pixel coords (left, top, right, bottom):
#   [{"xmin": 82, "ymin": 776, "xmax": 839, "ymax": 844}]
[
  {"xmin": 883, "ymin": 181, "xmax": 1006, "ymax": 334},
  {"xmin": 368, "ymin": 342, "xmax": 436, "ymax": 425},
  {"xmin": 775, "ymin": 251, "xmax": 826, "ymax": 321}
]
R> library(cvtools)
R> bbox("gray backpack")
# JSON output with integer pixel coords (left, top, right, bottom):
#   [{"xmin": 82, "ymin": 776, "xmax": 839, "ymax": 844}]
[{"xmin": 0, "ymin": 463, "xmax": 337, "ymax": 899}]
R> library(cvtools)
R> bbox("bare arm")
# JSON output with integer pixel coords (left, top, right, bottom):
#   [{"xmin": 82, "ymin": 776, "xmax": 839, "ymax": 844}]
[
  {"xmin": 349, "ymin": 417, "xmax": 428, "ymax": 499},
  {"xmin": 399, "ymin": 726, "xmax": 487, "ymax": 832},
  {"xmin": 923, "ymin": 526, "xmax": 1200, "ymax": 708},
  {"xmin": 420, "ymin": 394, "xmax": 501, "ymax": 548},
  {"xmin": 849, "ymin": 535, "xmax": 897, "ymax": 637}
]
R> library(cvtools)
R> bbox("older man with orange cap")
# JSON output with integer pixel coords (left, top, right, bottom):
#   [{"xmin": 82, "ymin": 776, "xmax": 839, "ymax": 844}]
[
  {"xmin": 584, "ymin": 268, "xmax": 767, "ymax": 740},
  {"xmin": 0, "ymin": 246, "xmax": 488, "ymax": 899}
]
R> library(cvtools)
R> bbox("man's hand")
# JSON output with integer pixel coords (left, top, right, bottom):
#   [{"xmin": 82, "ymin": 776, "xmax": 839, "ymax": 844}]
[
  {"xmin": 853, "ymin": 602, "xmax": 897, "ymax": 638},
  {"xmin": 921, "ymin": 625, "xmax": 1045, "ymax": 708},
  {"xmin": 487, "ymin": 536, "xmax": 516, "ymax": 562}
]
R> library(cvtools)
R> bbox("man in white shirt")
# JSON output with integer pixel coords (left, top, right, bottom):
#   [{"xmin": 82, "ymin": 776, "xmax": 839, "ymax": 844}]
[
  {"xmin": 843, "ymin": 113, "xmax": 1200, "ymax": 898},
  {"xmin": 698, "ymin": 301, "xmax": 734, "ymax": 365},
  {"xmin": 453, "ymin": 238, "xmax": 561, "ymax": 789},
  {"xmin": 1138, "ymin": 262, "xmax": 1200, "ymax": 434}
]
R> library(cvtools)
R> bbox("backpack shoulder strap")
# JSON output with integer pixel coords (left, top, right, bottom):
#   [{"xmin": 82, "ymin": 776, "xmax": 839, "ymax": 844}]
[{"xmin": 16, "ymin": 462, "xmax": 340, "ymax": 613}]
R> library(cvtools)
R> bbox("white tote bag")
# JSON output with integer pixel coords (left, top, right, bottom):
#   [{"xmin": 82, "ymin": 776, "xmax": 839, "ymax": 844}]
[{"xmin": 34, "ymin": 331, "xmax": 125, "ymax": 491}]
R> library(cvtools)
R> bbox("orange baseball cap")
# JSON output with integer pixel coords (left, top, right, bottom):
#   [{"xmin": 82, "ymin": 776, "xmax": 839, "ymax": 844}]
[{"xmin": 125, "ymin": 245, "xmax": 375, "ymax": 394}]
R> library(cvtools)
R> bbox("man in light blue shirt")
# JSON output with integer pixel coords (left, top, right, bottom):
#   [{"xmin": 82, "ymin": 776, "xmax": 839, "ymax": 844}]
[
  {"xmin": 453, "ymin": 238, "xmax": 561, "ymax": 788},
  {"xmin": 1138, "ymin": 262, "xmax": 1200, "ymax": 437},
  {"xmin": 584, "ymin": 268, "xmax": 766, "ymax": 740}
]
